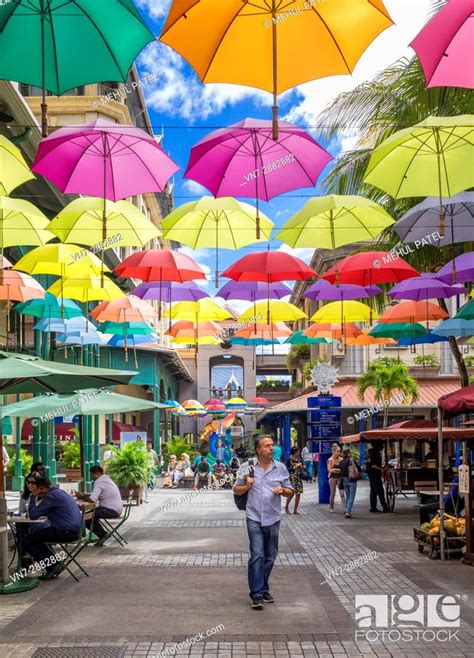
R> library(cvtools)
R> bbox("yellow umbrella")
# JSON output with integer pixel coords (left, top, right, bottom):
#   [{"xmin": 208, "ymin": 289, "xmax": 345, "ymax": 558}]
[
  {"xmin": 311, "ymin": 300, "xmax": 377, "ymax": 323},
  {"xmin": 171, "ymin": 335, "xmax": 219, "ymax": 345},
  {"xmin": 0, "ymin": 135, "xmax": 35, "ymax": 195},
  {"xmin": 239, "ymin": 300, "xmax": 306, "ymax": 323},
  {"xmin": 0, "ymin": 197, "xmax": 53, "ymax": 258},
  {"xmin": 48, "ymin": 197, "xmax": 161, "ymax": 248},
  {"xmin": 160, "ymin": 0, "xmax": 393, "ymax": 138},
  {"xmin": 13, "ymin": 243, "xmax": 110, "ymax": 277},
  {"xmin": 165, "ymin": 298, "xmax": 233, "ymax": 322},
  {"xmin": 47, "ymin": 273, "xmax": 125, "ymax": 302}
]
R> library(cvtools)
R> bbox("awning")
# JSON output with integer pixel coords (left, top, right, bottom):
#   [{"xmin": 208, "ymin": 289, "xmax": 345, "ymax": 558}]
[
  {"xmin": 21, "ymin": 419, "xmax": 76, "ymax": 442},
  {"xmin": 105, "ymin": 420, "xmax": 146, "ymax": 442},
  {"xmin": 438, "ymin": 384, "xmax": 474, "ymax": 417},
  {"xmin": 342, "ymin": 427, "xmax": 474, "ymax": 443}
]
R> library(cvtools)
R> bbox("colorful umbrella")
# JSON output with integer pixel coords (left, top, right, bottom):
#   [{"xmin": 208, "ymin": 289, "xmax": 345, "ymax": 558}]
[
  {"xmin": 0, "ymin": 270, "xmax": 45, "ymax": 303},
  {"xmin": 323, "ymin": 251, "xmax": 419, "ymax": 286},
  {"xmin": 303, "ymin": 323, "xmax": 362, "ymax": 340},
  {"xmin": 229, "ymin": 336, "xmax": 279, "ymax": 346},
  {"xmin": 35, "ymin": 317, "xmax": 95, "ymax": 333},
  {"xmin": 368, "ymin": 322, "xmax": 428, "ymax": 339},
  {"xmin": 90, "ymin": 296, "xmax": 156, "ymax": 323},
  {"xmin": 276, "ymin": 195, "xmax": 394, "ymax": 249},
  {"xmin": 284, "ymin": 331, "xmax": 332, "ymax": 345},
  {"xmin": 163, "ymin": 400, "xmax": 181, "ymax": 409},
  {"xmin": 248, "ymin": 397, "xmax": 270, "ymax": 406},
  {"xmin": 394, "ymin": 193, "xmax": 474, "ymax": 246},
  {"xmin": 107, "ymin": 334, "xmax": 158, "ymax": 347},
  {"xmin": 239, "ymin": 300, "xmax": 306, "ymax": 323},
  {"xmin": 16, "ymin": 293, "xmax": 83, "ymax": 320},
  {"xmin": 233, "ymin": 322, "xmax": 292, "ymax": 340},
  {"xmin": 378, "ymin": 301, "xmax": 449, "ymax": 324},
  {"xmin": 204, "ymin": 399, "xmax": 226, "ymax": 412},
  {"xmin": 115, "ymin": 249, "xmax": 206, "ymax": 283},
  {"xmin": 388, "ymin": 273, "xmax": 467, "ymax": 301},
  {"xmin": 226, "ymin": 397, "xmax": 247, "ymax": 409},
  {"xmin": 165, "ymin": 320, "xmax": 223, "ymax": 340},
  {"xmin": 303, "ymin": 279, "xmax": 382, "ymax": 301},
  {"xmin": 410, "ymin": 0, "xmax": 474, "ymax": 89},
  {"xmin": 345, "ymin": 333, "xmax": 396, "ymax": 346},
  {"xmin": 0, "ymin": 197, "xmax": 53, "ymax": 257},
  {"xmin": 56, "ymin": 332, "xmax": 107, "ymax": 347},
  {"xmin": 47, "ymin": 273, "xmax": 124, "ymax": 303},
  {"xmin": 310, "ymin": 300, "xmax": 376, "ymax": 323},
  {"xmin": 181, "ymin": 399, "xmax": 205, "ymax": 415},
  {"xmin": 132, "ymin": 280, "xmax": 207, "ymax": 303},
  {"xmin": 432, "ymin": 319, "xmax": 474, "ymax": 337},
  {"xmin": 436, "ymin": 252, "xmax": 474, "ymax": 284},
  {"xmin": 13, "ymin": 243, "xmax": 109, "ymax": 277},
  {"xmin": 397, "ymin": 331, "xmax": 449, "ymax": 346},
  {"xmin": 0, "ymin": 135, "xmax": 34, "ymax": 194},
  {"xmin": 455, "ymin": 301, "xmax": 474, "ymax": 321},
  {"xmin": 98, "ymin": 321, "xmax": 155, "ymax": 336},
  {"xmin": 165, "ymin": 299, "xmax": 232, "ymax": 323},
  {"xmin": 48, "ymin": 198, "xmax": 161, "ymax": 248},
  {"xmin": 162, "ymin": 196, "xmax": 273, "ymax": 276},
  {"xmin": 222, "ymin": 251, "xmax": 316, "ymax": 283},
  {"xmin": 160, "ymin": 0, "xmax": 393, "ymax": 138},
  {"xmin": 184, "ymin": 118, "xmax": 332, "ymax": 236},
  {"xmin": 217, "ymin": 280, "xmax": 291, "ymax": 302}
]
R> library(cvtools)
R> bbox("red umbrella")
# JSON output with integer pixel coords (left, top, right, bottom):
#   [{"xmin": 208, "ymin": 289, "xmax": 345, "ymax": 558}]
[
  {"xmin": 323, "ymin": 251, "xmax": 419, "ymax": 286},
  {"xmin": 204, "ymin": 399, "xmax": 226, "ymax": 412},
  {"xmin": 248, "ymin": 397, "xmax": 270, "ymax": 405},
  {"xmin": 379, "ymin": 301, "xmax": 449, "ymax": 324},
  {"xmin": 439, "ymin": 384, "xmax": 474, "ymax": 417},
  {"xmin": 222, "ymin": 252, "xmax": 317, "ymax": 283},
  {"xmin": 114, "ymin": 249, "xmax": 206, "ymax": 283}
]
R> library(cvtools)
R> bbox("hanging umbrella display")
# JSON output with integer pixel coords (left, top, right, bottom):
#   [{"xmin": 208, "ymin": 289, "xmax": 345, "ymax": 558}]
[
  {"xmin": 398, "ymin": 332, "xmax": 449, "ymax": 346},
  {"xmin": 115, "ymin": 249, "xmax": 206, "ymax": 283},
  {"xmin": 410, "ymin": 0, "xmax": 474, "ymax": 89},
  {"xmin": 56, "ymin": 331, "xmax": 107, "ymax": 347},
  {"xmin": 378, "ymin": 301, "xmax": 449, "ymax": 324},
  {"xmin": 90, "ymin": 296, "xmax": 156, "ymax": 323},
  {"xmin": 368, "ymin": 322, "xmax": 428, "ymax": 339},
  {"xmin": 133, "ymin": 280, "xmax": 207, "ymax": 303},
  {"xmin": 0, "ymin": 135, "xmax": 35, "ymax": 194},
  {"xmin": 455, "ymin": 301, "xmax": 474, "ymax": 320},
  {"xmin": 13, "ymin": 243, "xmax": 109, "ymax": 277},
  {"xmin": 35, "ymin": 317, "xmax": 95, "ymax": 333},
  {"xmin": 165, "ymin": 299, "xmax": 232, "ymax": 323},
  {"xmin": 0, "ymin": 197, "xmax": 53, "ymax": 259},
  {"xmin": 0, "ymin": 0, "xmax": 155, "ymax": 136},
  {"xmin": 394, "ymin": 193, "xmax": 474, "ymax": 246},
  {"xmin": 248, "ymin": 397, "xmax": 270, "ymax": 406},
  {"xmin": 432, "ymin": 319, "xmax": 474, "ymax": 337},
  {"xmin": 204, "ymin": 399, "xmax": 226, "ymax": 412},
  {"xmin": 345, "ymin": 333, "xmax": 396, "ymax": 346},
  {"xmin": 47, "ymin": 273, "xmax": 124, "ymax": 302},
  {"xmin": 98, "ymin": 321, "xmax": 155, "ymax": 336},
  {"xmin": 160, "ymin": 0, "xmax": 393, "ymax": 139},
  {"xmin": 229, "ymin": 336, "xmax": 279, "ymax": 346},
  {"xmin": 226, "ymin": 397, "xmax": 247, "ymax": 409},
  {"xmin": 303, "ymin": 323, "xmax": 362, "ymax": 340},
  {"xmin": 184, "ymin": 118, "xmax": 332, "ymax": 237},
  {"xmin": 163, "ymin": 399, "xmax": 181, "ymax": 409},
  {"xmin": 222, "ymin": 251, "xmax": 316, "ymax": 283},
  {"xmin": 0, "ymin": 270, "xmax": 45, "ymax": 302},
  {"xmin": 310, "ymin": 300, "xmax": 377, "ymax": 324},
  {"xmin": 284, "ymin": 331, "xmax": 333, "ymax": 345},
  {"xmin": 436, "ymin": 252, "xmax": 474, "ymax": 284},
  {"xmin": 217, "ymin": 280, "xmax": 291, "ymax": 302},
  {"xmin": 239, "ymin": 300, "xmax": 307, "ymax": 324},
  {"xmin": 303, "ymin": 279, "xmax": 382, "ymax": 301},
  {"xmin": 323, "ymin": 251, "xmax": 419, "ymax": 286},
  {"xmin": 107, "ymin": 334, "xmax": 158, "ymax": 347},
  {"xmin": 15, "ymin": 293, "xmax": 83, "ymax": 320},
  {"xmin": 48, "ymin": 198, "xmax": 161, "ymax": 248},
  {"xmin": 388, "ymin": 273, "xmax": 467, "ymax": 301},
  {"xmin": 165, "ymin": 320, "xmax": 223, "ymax": 341},
  {"xmin": 233, "ymin": 322, "xmax": 292, "ymax": 340},
  {"xmin": 162, "ymin": 196, "xmax": 273, "ymax": 279},
  {"xmin": 181, "ymin": 399, "xmax": 205, "ymax": 415}
]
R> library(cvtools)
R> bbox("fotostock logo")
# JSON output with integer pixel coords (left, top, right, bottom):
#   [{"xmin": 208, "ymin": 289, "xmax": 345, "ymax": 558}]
[{"xmin": 355, "ymin": 594, "xmax": 465, "ymax": 644}]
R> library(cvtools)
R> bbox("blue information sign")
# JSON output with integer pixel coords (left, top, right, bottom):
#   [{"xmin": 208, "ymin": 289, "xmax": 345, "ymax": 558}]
[
  {"xmin": 307, "ymin": 410, "xmax": 341, "ymax": 424},
  {"xmin": 308, "ymin": 395, "xmax": 341, "ymax": 408}
]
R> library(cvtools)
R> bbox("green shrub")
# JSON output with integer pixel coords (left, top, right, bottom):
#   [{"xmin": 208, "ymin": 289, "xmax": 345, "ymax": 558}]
[
  {"xmin": 107, "ymin": 442, "xmax": 150, "ymax": 488},
  {"xmin": 163, "ymin": 435, "xmax": 192, "ymax": 461},
  {"xmin": 286, "ymin": 344, "xmax": 310, "ymax": 371},
  {"xmin": 5, "ymin": 448, "xmax": 33, "ymax": 477},
  {"xmin": 464, "ymin": 356, "xmax": 474, "ymax": 367},
  {"xmin": 413, "ymin": 354, "xmax": 439, "ymax": 367},
  {"xmin": 62, "ymin": 440, "xmax": 81, "ymax": 469}
]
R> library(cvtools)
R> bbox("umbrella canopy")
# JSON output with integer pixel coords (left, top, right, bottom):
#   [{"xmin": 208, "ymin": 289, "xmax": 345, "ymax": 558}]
[
  {"xmin": 217, "ymin": 280, "xmax": 291, "ymax": 302},
  {"xmin": 229, "ymin": 336, "xmax": 279, "ymax": 346},
  {"xmin": 132, "ymin": 280, "xmax": 207, "ymax": 303},
  {"xmin": 35, "ymin": 317, "xmax": 95, "ymax": 333},
  {"xmin": 165, "ymin": 320, "xmax": 223, "ymax": 339},
  {"xmin": 410, "ymin": 0, "xmax": 473, "ymax": 89},
  {"xmin": 226, "ymin": 397, "xmax": 247, "ymax": 408},
  {"xmin": 16, "ymin": 293, "xmax": 83, "ymax": 320},
  {"xmin": 90, "ymin": 296, "xmax": 156, "ymax": 323},
  {"xmin": 47, "ymin": 273, "xmax": 124, "ymax": 302},
  {"xmin": 239, "ymin": 300, "xmax": 306, "ymax": 323},
  {"xmin": 436, "ymin": 252, "xmax": 474, "ymax": 284},
  {"xmin": 248, "ymin": 397, "xmax": 270, "ymax": 406},
  {"xmin": 13, "ymin": 243, "xmax": 109, "ymax": 277},
  {"xmin": 276, "ymin": 194, "xmax": 394, "ymax": 249},
  {"xmin": 303, "ymin": 323, "xmax": 362, "ymax": 339},
  {"xmin": 1, "ymin": 256, "xmax": 11, "ymax": 268},
  {"xmin": 32, "ymin": 119, "xmax": 179, "ymax": 200},
  {"xmin": 181, "ymin": 399, "xmax": 205, "ymax": 414},
  {"xmin": 204, "ymin": 399, "xmax": 226, "ymax": 412},
  {"xmin": 184, "ymin": 118, "xmax": 332, "ymax": 208},
  {"xmin": 364, "ymin": 115, "xmax": 474, "ymax": 199},
  {"xmin": 455, "ymin": 301, "xmax": 474, "ymax": 320},
  {"xmin": 233, "ymin": 322, "xmax": 292, "ymax": 340},
  {"xmin": 284, "ymin": 331, "xmax": 332, "ymax": 345},
  {"xmin": 165, "ymin": 299, "xmax": 232, "ymax": 323},
  {"xmin": 345, "ymin": 333, "xmax": 396, "ymax": 346},
  {"xmin": 323, "ymin": 251, "xmax": 419, "ymax": 285},
  {"xmin": 397, "ymin": 331, "xmax": 449, "ymax": 346},
  {"xmin": 438, "ymin": 383, "xmax": 474, "ymax": 416},
  {"xmin": 163, "ymin": 399, "xmax": 181, "ymax": 409},
  {"xmin": 98, "ymin": 321, "xmax": 155, "ymax": 336},
  {"xmin": 0, "ymin": 135, "xmax": 34, "ymax": 195},
  {"xmin": 368, "ymin": 322, "xmax": 428, "ymax": 339},
  {"xmin": 107, "ymin": 334, "xmax": 158, "ymax": 347},
  {"xmin": 0, "ymin": 270, "xmax": 45, "ymax": 302},
  {"xmin": 388, "ymin": 273, "xmax": 467, "ymax": 301},
  {"xmin": 394, "ymin": 193, "xmax": 474, "ymax": 246},
  {"xmin": 57, "ymin": 332, "xmax": 107, "ymax": 347},
  {"xmin": 379, "ymin": 301, "xmax": 449, "ymax": 323},
  {"xmin": 115, "ymin": 249, "xmax": 206, "ymax": 283},
  {"xmin": 0, "ymin": 196, "xmax": 53, "ymax": 251},
  {"xmin": 48, "ymin": 198, "xmax": 161, "ymax": 248},
  {"xmin": 222, "ymin": 251, "xmax": 316, "ymax": 283},
  {"xmin": 310, "ymin": 300, "xmax": 376, "ymax": 323},
  {"xmin": 303, "ymin": 279, "xmax": 382, "ymax": 301},
  {"xmin": 432, "ymin": 318, "xmax": 474, "ymax": 337}
]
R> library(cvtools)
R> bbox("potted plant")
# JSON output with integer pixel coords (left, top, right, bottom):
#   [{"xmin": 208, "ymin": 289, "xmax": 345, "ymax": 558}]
[
  {"xmin": 62, "ymin": 440, "xmax": 82, "ymax": 481},
  {"xmin": 107, "ymin": 442, "xmax": 151, "ymax": 504},
  {"xmin": 289, "ymin": 381, "xmax": 303, "ymax": 397},
  {"xmin": 5, "ymin": 448, "xmax": 33, "ymax": 489},
  {"xmin": 464, "ymin": 355, "xmax": 474, "ymax": 374},
  {"xmin": 412, "ymin": 354, "xmax": 440, "ymax": 373}
]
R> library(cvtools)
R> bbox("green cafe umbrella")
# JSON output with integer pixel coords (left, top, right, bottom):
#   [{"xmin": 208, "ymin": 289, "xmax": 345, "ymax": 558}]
[
  {"xmin": 284, "ymin": 331, "xmax": 333, "ymax": 345},
  {"xmin": 0, "ymin": 0, "xmax": 155, "ymax": 136},
  {"xmin": 368, "ymin": 322, "xmax": 428, "ymax": 339}
]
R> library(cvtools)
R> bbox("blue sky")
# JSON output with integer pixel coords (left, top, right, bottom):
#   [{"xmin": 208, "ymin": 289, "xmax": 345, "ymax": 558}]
[{"xmin": 132, "ymin": 0, "xmax": 433, "ymax": 299}]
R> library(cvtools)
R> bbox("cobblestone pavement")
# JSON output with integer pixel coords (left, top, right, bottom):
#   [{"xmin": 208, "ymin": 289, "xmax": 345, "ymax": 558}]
[{"xmin": 1, "ymin": 481, "xmax": 473, "ymax": 657}]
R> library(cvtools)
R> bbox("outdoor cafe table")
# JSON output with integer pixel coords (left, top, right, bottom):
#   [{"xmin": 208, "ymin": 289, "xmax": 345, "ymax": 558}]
[{"xmin": 7, "ymin": 515, "xmax": 48, "ymax": 572}]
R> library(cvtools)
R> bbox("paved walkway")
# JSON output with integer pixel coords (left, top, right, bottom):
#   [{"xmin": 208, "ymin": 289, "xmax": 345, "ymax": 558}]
[{"xmin": 1, "ymin": 481, "xmax": 473, "ymax": 657}]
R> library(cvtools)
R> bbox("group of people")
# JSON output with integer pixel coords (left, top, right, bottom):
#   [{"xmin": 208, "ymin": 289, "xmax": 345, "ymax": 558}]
[{"xmin": 163, "ymin": 452, "xmax": 243, "ymax": 490}]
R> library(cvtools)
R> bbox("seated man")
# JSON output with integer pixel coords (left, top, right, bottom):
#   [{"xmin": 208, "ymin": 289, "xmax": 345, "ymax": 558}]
[
  {"xmin": 212, "ymin": 459, "xmax": 227, "ymax": 487},
  {"xmin": 23, "ymin": 476, "xmax": 81, "ymax": 580},
  {"xmin": 193, "ymin": 456, "xmax": 211, "ymax": 490},
  {"xmin": 76, "ymin": 466, "xmax": 123, "ymax": 545},
  {"xmin": 419, "ymin": 476, "xmax": 463, "ymax": 525}
]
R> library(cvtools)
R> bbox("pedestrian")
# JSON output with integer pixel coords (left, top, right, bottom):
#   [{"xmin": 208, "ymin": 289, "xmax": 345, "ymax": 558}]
[
  {"xmin": 273, "ymin": 440, "xmax": 282, "ymax": 462},
  {"xmin": 301, "ymin": 443, "xmax": 313, "ymax": 480},
  {"xmin": 233, "ymin": 435, "xmax": 293, "ymax": 610},
  {"xmin": 285, "ymin": 447, "xmax": 304, "ymax": 514},
  {"xmin": 339, "ymin": 448, "xmax": 362, "ymax": 519},
  {"xmin": 327, "ymin": 444, "xmax": 345, "ymax": 513},
  {"xmin": 365, "ymin": 446, "xmax": 389, "ymax": 513},
  {"xmin": 312, "ymin": 452, "xmax": 319, "ymax": 481}
]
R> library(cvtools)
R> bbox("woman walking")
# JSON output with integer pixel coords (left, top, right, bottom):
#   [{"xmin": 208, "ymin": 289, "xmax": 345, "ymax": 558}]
[
  {"xmin": 285, "ymin": 447, "xmax": 304, "ymax": 514},
  {"xmin": 327, "ymin": 444, "xmax": 345, "ymax": 513},
  {"xmin": 340, "ymin": 448, "xmax": 362, "ymax": 518}
]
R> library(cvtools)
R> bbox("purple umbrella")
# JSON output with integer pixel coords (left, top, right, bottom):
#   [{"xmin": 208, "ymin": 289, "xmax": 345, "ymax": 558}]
[
  {"xmin": 435, "ymin": 252, "xmax": 474, "ymax": 284},
  {"xmin": 133, "ymin": 280, "xmax": 207, "ymax": 303},
  {"xmin": 303, "ymin": 279, "xmax": 382, "ymax": 301},
  {"xmin": 184, "ymin": 118, "xmax": 332, "ymax": 237},
  {"xmin": 389, "ymin": 273, "xmax": 467, "ymax": 301},
  {"xmin": 216, "ymin": 280, "xmax": 292, "ymax": 302}
]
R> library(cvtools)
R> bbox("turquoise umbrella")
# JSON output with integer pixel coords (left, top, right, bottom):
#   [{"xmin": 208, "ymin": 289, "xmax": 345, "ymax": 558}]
[
  {"xmin": 284, "ymin": 331, "xmax": 333, "ymax": 345},
  {"xmin": 98, "ymin": 321, "xmax": 155, "ymax": 336},
  {"xmin": 16, "ymin": 293, "xmax": 83, "ymax": 319}
]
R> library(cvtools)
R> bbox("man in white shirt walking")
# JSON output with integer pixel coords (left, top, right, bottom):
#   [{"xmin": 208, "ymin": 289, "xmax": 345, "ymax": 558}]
[{"xmin": 76, "ymin": 465, "xmax": 123, "ymax": 545}]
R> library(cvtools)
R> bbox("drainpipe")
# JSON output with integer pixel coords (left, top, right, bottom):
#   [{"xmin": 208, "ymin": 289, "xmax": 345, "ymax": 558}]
[{"xmin": 9, "ymin": 128, "xmax": 32, "ymax": 144}]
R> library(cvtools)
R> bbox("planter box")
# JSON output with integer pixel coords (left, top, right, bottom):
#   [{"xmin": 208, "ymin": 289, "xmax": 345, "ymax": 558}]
[
  {"xmin": 409, "ymin": 367, "xmax": 440, "ymax": 377},
  {"xmin": 118, "ymin": 484, "xmax": 145, "ymax": 505},
  {"xmin": 65, "ymin": 468, "xmax": 82, "ymax": 481}
]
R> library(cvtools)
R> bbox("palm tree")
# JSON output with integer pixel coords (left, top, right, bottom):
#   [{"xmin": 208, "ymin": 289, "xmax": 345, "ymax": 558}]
[
  {"xmin": 316, "ymin": 1, "xmax": 473, "ymax": 385},
  {"xmin": 357, "ymin": 359, "xmax": 419, "ymax": 429}
]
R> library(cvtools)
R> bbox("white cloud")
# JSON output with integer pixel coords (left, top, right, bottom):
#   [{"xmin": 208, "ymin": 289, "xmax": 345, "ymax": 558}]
[
  {"xmin": 182, "ymin": 180, "xmax": 209, "ymax": 196},
  {"xmin": 276, "ymin": 244, "xmax": 315, "ymax": 264},
  {"xmin": 135, "ymin": 0, "xmax": 171, "ymax": 20}
]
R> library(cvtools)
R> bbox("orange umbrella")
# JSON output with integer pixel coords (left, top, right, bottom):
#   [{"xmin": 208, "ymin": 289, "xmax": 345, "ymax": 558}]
[
  {"xmin": 345, "ymin": 333, "xmax": 396, "ymax": 346},
  {"xmin": 234, "ymin": 322, "xmax": 292, "ymax": 339},
  {"xmin": 303, "ymin": 322, "xmax": 362, "ymax": 339},
  {"xmin": 165, "ymin": 320, "xmax": 223, "ymax": 338},
  {"xmin": 90, "ymin": 295, "xmax": 156, "ymax": 323},
  {"xmin": 0, "ymin": 270, "xmax": 45, "ymax": 302},
  {"xmin": 379, "ymin": 301, "xmax": 449, "ymax": 324}
]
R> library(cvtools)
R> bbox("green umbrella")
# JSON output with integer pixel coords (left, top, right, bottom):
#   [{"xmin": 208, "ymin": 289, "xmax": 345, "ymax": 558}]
[
  {"xmin": 15, "ymin": 293, "xmax": 83, "ymax": 320},
  {"xmin": 284, "ymin": 331, "xmax": 333, "ymax": 345},
  {"xmin": 368, "ymin": 322, "xmax": 428, "ymax": 339},
  {"xmin": 98, "ymin": 321, "xmax": 155, "ymax": 336},
  {"xmin": 455, "ymin": 301, "xmax": 474, "ymax": 320},
  {"xmin": 0, "ymin": 0, "xmax": 154, "ymax": 135}
]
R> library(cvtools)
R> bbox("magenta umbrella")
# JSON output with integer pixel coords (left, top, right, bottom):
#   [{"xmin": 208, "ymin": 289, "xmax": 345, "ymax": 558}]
[
  {"xmin": 303, "ymin": 279, "xmax": 382, "ymax": 302},
  {"xmin": 184, "ymin": 118, "xmax": 332, "ymax": 238},
  {"xmin": 410, "ymin": 0, "xmax": 474, "ymax": 89}
]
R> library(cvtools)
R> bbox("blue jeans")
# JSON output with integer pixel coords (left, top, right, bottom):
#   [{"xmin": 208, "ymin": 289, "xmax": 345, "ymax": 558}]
[
  {"xmin": 343, "ymin": 479, "xmax": 357, "ymax": 513},
  {"xmin": 304, "ymin": 461, "xmax": 313, "ymax": 478},
  {"xmin": 246, "ymin": 518, "xmax": 280, "ymax": 599}
]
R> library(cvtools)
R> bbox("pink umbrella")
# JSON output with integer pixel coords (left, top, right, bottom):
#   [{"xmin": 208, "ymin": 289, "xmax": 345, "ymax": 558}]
[
  {"xmin": 410, "ymin": 0, "xmax": 474, "ymax": 89},
  {"xmin": 185, "ymin": 118, "xmax": 332, "ymax": 237}
]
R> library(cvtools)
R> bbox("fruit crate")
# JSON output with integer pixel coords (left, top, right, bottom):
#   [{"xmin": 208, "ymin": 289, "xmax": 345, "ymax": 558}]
[{"xmin": 413, "ymin": 527, "xmax": 465, "ymax": 560}]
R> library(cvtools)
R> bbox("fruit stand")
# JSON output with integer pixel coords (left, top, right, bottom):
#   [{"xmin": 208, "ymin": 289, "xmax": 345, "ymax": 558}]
[{"xmin": 414, "ymin": 513, "xmax": 466, "ymax": 560}]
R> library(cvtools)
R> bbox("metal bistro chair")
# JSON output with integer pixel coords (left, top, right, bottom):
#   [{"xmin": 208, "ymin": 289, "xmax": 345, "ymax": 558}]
[
  {"xmin": 45, "ymin": 502, "xmax": 97, "ymax": 582},
  {"xmin": 97, "ymin": 497, "xmax": 132, "ymax": 547}
]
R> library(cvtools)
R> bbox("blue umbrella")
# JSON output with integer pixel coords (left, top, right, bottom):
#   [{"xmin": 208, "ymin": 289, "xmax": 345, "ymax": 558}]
[
  {"xmin": 107, "ymin": 334, "xmax": 158, "ymax": 347},
  {"xmin": 57, "ymin": 332, "xmax": 107, "ymax": 346},
  {"xmin": 229, "ymin": 336, "xmax": 279, "ymax": 346},
  {"xmin": 432, "ymin": 319, "xmax": 474, "ymax": 337},
  {"xmin": 397, "ymin": 331, "xmax": 449, "ymax": 345}
]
